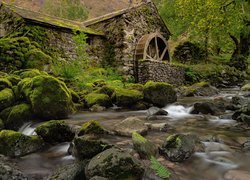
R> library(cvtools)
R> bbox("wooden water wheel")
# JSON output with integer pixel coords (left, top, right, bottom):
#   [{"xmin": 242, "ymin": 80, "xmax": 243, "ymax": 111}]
[{"xmin": 135, "ymin": 32, "xmax": 169, "ymax": 61}]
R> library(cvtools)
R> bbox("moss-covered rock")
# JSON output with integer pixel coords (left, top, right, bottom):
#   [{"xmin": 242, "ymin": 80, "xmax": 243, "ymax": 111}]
[
  {"xmin": 241, "ymin": 83, "xmax": 250, "ymax": 91},
  {"xmin": 0, "ymin": 78, "xmax": 12, "ymax": 91},
  {"xmin": 18, "ymin": 75, "xmax": 74, "ymax": 120},
  {"xmin": 85, "ymin": 148, "xmax": 145, "ymax": 179},
  {"xmin": 85, "ymin": 93, "xmax": 111, "ymax": 108},
  {"xmin": 0, "ymin": 103, "xmax": 32, "ymax": 130},
  {"xmin": 182, "ymin": 81, "xmax": 219, "ymax": 97},
  {"xmin": 95, "ymin": 86, "xmax": 114, "ymax": 97},
  {"xmin": 143, "ymin": 81, "xmax": 177, "ymax": 107},
  {"xmin": 69, "ymin": 89, "xmax": 81, "ymax": 103},
  {"xmin": 0, "ymin": 130, "xmax": 44, "ymax": 157},
  {"xmin": 72, "ymin": 135, "xmax": 112, "ymax": 160},
  {"xmin": 126, "ymin": 83, "xmax": 144, "ymax": 91},
  {"xmin": 132, "ymin": 132, "xmax": 158, "ymax": 159},
  {"xmin": 159, "ymin": 134, "xmax": 196, "ymax": 162},
  {"xmin": 78, "ymin": 120, "xmax": 106, "ymax": 136},
  {"xmin": 14, "ymin": 69, "xmax": 47, "ymax": 79},
  {"xmin": 114, "ymin": 88, "xmax": 143, "ymax": 107},
  {"xmin": 0, "ymin": 88, "xmax": 15, "ymax": 111},
  {"xmin": 25, "ymin": 49, "xmax": 52, "ymax": 70},
  {"xmin": 35, "ymin": 120, "xmax": 75, "ymax": 144},
  {"xmin": 6, "ymin": 75, "xmax": 21, "ymax": 86}
]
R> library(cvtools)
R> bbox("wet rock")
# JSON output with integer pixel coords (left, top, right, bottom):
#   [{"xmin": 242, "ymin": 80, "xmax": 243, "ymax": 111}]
[
  {"xmin": 132, "ymin": 132, "xmax": 158, "ymax": 159},
  {"xmin": 90, "ymin": 176, "xmax": 108, "ymax": 180},
  {"xmin": 35, "ymin": 120, "xmax": 75, "ymax": 144},
  {"xmin": 143, "ymin": 81, "xmax": 177, "ymax": 107},
  {"xmin": 17, "ymin": 75, "xmax": 74, "ymax": 120},
  {"xmin": 241, "ymin": 83, "xmax": 250, "ymax": 91},
  {"xmin": 85, "ymin": 148, "xmax": 144, "ymax": 179},
  {"xmin": 232, "ymin": 103, "xmax": 250, "ymax": 125},
  {"xmin": 224, "ymin": 170, "xmax": 250, "ymax": 180},
  {"xmin": 242, "ymin": 140, "xmax": 250, "ymax": 152},
  {"xmin": 145, "ymin": 123, "xmax": 169, "ymax": 132},
  {"xmin": 49, "ymin": 161, "xmax": 87, "ymax": 180},
  {"xmin": 78, "ymin": 120, "xmax": 106, "ymax": 136},
  {"xmin": 114, "ymin": 88, "xmax": 143, "ymax": 108},
  {"xmin": 160, "ymin": 134, "xmax": 196, "ymax": 162},
  {"xmin": 113, "ymin": 117, "xmax": 148, "ymax": 137},
  {"xmin": 182, "ymin": 81, "xmax": 219, "ymax": 97},
  {"xmin": 72, "ymin": 135, "xmax": 112, "ymax": 160},
  {"xmin": 0, "ymin": 130, "xmax": 44, "ymax": 157},
  {"xmin": 0, "ymin": 155, "xmax": 27, "ymax": 179},
  {"xmin": 147, "ymin": 107, "xmax": 168, "ymax": 116},
  {"xmin": 0, "ymin": 103, "xmax": 32, "ymax": 131},
  {"xmin": 191, "ymin": 102, "xmax": 225, "ymax": 115},
  {"xmin": 90, "ymin": 104, "xmax": 106, "ymax": 112}
]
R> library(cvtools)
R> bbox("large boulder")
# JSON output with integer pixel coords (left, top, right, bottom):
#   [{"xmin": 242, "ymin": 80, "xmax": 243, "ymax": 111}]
[
  {"xmin": 85, "ymin": 93, "xmax": 111, "ymax": 108},
  {"xmin": 0, "ymin": 103, "xmax": 32, "ymax": 130},
  {"xmin": 85, "ymin": 148, "xmax": 145, "ymax": 179},
  {"xmin": 113, "ymin": 117, "xmax": 148, "ymax": 137},
  {"xmin": 0, "ymin": 88, "xmax": 15, "ymax": 111},
  {"xmin": 0, "ymin": 155, "xmax": 27, "ymax": 179},
  {"xmin": 78, "ymin": 120, "xmax": 106, "ymax": 136},
  {"xmin": 18, "ymin": 75, "xmax": 74, "ymax": 120},
  {"xmin": 143, "ymin": 81, "xmax": 177, "ymax": 107},
  {"xmin": 49, "ymin": 161, "xmax": 87, "ymax": 180},
  {"xmin": 182, "ymin": 81, "xmax": 219, "ymax": 97},
  {"xmin": 0, "ymin": 130, "xmax": 44, "ymax": 157},
  {"xmin": 132, "ymin": 132, "xmax": 158, "ymax": 159},
  {"xmin": 72, "ymin": 135, "xmax": 112, "ymax": 160},
  {"xmin": 159, "ymin": 134, "xmax": 196, "ymax": 162},
  {"xmin": 191, "ymin": 102, "xmax": 225, "ymax": 115},
  {"xmin": 114, "ymin": 88, "xmax": 143, "ymax": 107},
  {"xmin": 35, "ymin": 120, "xmax": 75, "ymax": 144}
]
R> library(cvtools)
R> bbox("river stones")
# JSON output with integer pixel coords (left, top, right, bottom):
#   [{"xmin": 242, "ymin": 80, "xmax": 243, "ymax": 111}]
[
  {"xmin": 0, "ymin": 130, "xmax": 44, "ymax": 157},
  {"xmin": 191, "ymin": 102, "xmax": 225, "ymax": 115},
  {"xmin": 143, "ymin": 81, "xmax": 177, "ymax": 107},
  {"xmin": 0, "ymin": 155, "xmax": 27, "ymax": 179},
  {"xmin": 132, "ymin": 132, "xmax": 158, "ymax": 159},
  {"xmin": 113, "ymin": 117, "xmax": 148, "ymax": 137},
  {"xmin": 35, "ymin": 120, "xmax": 75, "ymax": 144},
  {"xmin": 160, "ymin": 134, "xmax": 196, "ymax": 162},
  {"xmin": 72, "ymin": 135, "xmax": 113, "ymax": 160},
  {"xmin": 224, "ymin": 170, "xmax": 250, "ymax": 180},
  {"xmin": 85, "ymin": 148, "xmax": 144, "ymax": 179},
  {"xmin": 232, "ymin": 103, "xmax": 250, "ymax": 125}
]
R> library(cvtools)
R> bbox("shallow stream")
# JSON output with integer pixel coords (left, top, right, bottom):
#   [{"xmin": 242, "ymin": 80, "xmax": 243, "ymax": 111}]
[{"xmin": 16, "ymin": 88, "xmax": 250, "ymax": 180}]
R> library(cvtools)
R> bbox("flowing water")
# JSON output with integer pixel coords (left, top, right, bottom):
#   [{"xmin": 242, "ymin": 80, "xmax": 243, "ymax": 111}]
[{"xmin": 17, "ymin": 88, "xmax": 250, "ymax": 180}]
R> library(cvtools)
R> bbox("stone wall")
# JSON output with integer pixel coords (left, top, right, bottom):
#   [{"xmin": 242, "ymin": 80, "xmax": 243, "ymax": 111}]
[{"xmin": 138, "ymin": 60, "xmax": 185, "ymax": 85}]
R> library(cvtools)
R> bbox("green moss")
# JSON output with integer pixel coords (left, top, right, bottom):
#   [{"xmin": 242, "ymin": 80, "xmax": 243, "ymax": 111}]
[
  {"xmin": 85, "ymin": 93, "xmax": 111, "ymax": 107},
  {"xmin": 35, "ymin": 120, "xmax": 75, "ymax": 144},
  {"xmin": 114, "ymin": 88, "xmax": 143, "ymax": 107},
  {"xmin": 132, "ymin": 132, "xmax": 147, "ymax": 144},
  {"xmin": 0, "ymin": 88, "xmax": 15, "ymax": 111},
  {"xmin": 7, "ymin": 75, "xmax": 21, "ymax": 86},
  {"xmin": 0, "ymin": 78, "xmax": 12, "ymax": 90},
  {"xmin": 126, "ymin": 83, "xmax": 144, "ymax": 91},
  {"xmin": 18, "ymin": 75, "xmax": 74, "ymax": 120},
  {"xmin": 94, "ymin": 86, "xmax": 115, "ymax": 97},
  {"xmin": 0, "ymin": 130, "xmax": 44, "ymax": 157},
  {"xmin": 241, "ymin": 83, "xmax": 250, "ymax": 91},
  {"xmin": 14, "ymin": 69, "xmax": 48, "ymax": 78},
  {"xmin": 0, "ymin": 103, "xmax": 32, "ymax": 130},
  {"xmin": 78, "ymin": 120, "xmax": 105, "ymax": 136},
  {"xmin": 69, "ymin": 89, "xmax": 81, "ymax": 103}
]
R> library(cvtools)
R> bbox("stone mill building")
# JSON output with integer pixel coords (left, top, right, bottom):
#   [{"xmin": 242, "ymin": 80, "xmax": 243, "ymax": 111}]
[{"xmin": 0, "ymin": 0, "xmax": 185, "ymax": 84}]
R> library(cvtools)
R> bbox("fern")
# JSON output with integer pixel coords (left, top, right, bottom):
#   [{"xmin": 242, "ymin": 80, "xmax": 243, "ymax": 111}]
[{"xmin": 150, "ymin": 156, "xmax": 171, "ymax": 179}]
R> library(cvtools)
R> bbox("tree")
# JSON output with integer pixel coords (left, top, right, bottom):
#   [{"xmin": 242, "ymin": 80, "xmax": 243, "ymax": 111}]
[{"xmin": 159, "ymin": 0, "xmax": 250, "ymax": 67}]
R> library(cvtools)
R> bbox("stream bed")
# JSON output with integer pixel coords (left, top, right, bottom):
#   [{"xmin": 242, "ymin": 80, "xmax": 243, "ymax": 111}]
[{"xmin": 16, "ymin": 88, "xmax": 250, "ymax": 180}]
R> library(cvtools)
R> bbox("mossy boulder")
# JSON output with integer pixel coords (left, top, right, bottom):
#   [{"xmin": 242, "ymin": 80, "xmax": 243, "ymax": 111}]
[
  {"xmin": 182, "ymin": 81, "xmax": 218, "ymax": 97},
  {"xmin": 95, "ymin": 86, "xmax": 115, "ymax": 97},
  {"xmin": 0, "ymin": 78, "xmax": 12, "ymax": 91},
  {"xmin": 126, "ymin": 83, "xmax": 144, "ymax": 91},
  {"xmin": 132, "ymin": 132, "xmax": 158, "ymax": 159},
  {"xmin": 0, "ymin": 88, "xmax": 15, "ymax": 111},
  {"xmin": 18, "ymin": 75, "xmax": 74, "ymax": 119},
  {"xmin": 85, "ymin": 93, "xmax": 111, "ymax": 108},
  {"xmin": 72, "ymin": 135, "xmax": 112, "ymax": 160},
  {"xmin": 7, "ymin": 75, "xmax": 21, "ymax": 86},
  {"xmin": 114, "ymin": 88, "xmax": 143, "ymax": 107},
  {"xmin": 143, "ymin": 81, "xmax": 177, "ymax": 107},
  {"xmin": 85, "ymin": 148, "xmax": 145, "ymax": 179},
  {"xmin": 14, "ymin": 69, "xmax": 48, "ymax": 79},
  {"xmin": 25, "ymin": 49, "xmax": 52, "ymax": 70},
  {"xmin": 159, "ymin": 134, "xmax": 195, "ymax": 162},
  {"xmin": 35, "ymin": 120, "xmax": 75, "ymax": 144},
  {"xmin": 78, "ymin": 120, "xmax": 106, "ymax": 136},
  {"xmin": 69, "ymin": 89, "xmax": 81, "ymax": 103},
  {"xmin": 0, "ymin": 130, "xmax": 44, "ymax": 157},
  {"xmin": 0, "ymin": 103, "xmax": 32, "ymax": 131},
  {"xmin": 241, "ymin": 83, "xmax": 250, "ymax": 91}
]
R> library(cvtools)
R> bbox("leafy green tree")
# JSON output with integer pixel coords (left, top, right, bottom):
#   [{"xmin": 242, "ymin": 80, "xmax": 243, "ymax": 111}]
[{"xmin": 159, "ymin": 0, "xmax": 250, "ymax": 67}]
